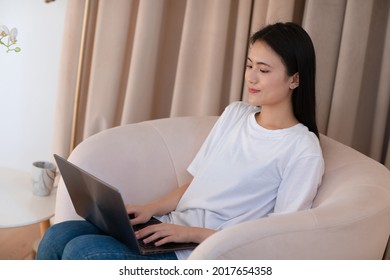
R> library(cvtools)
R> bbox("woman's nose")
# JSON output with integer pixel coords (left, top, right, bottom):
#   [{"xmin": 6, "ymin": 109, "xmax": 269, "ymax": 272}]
[{"xmin": 246, "ymin": 69, "xmax": 258, "ymax": 84}]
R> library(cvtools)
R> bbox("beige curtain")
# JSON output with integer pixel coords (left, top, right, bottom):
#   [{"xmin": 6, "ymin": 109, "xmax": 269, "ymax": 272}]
[{"xmin": 52, "ymin": 0, "xmax": 390, "ymax": 169}]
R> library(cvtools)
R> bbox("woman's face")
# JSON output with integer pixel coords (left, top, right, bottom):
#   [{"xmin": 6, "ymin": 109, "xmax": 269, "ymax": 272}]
[{"xmin": 245, "ymin": 40, "xmax": 298, "ymax": 108}]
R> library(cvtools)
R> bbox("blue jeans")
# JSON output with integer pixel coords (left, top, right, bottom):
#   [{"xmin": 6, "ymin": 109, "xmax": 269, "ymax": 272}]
[{"xmin": 36, "ymin": 220, "xmax": 178, "ymax": 260}]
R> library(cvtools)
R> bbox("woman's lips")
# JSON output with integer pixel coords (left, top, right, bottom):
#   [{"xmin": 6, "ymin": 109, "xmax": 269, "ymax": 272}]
[{"xmin": 248, "ymin": 88, "xmax": 260, "ymax": 94}]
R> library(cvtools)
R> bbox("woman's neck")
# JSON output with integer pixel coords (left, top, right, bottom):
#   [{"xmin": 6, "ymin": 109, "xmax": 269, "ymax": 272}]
[{"xmin": 255, "ymin": 105, "xmax": 298, "ymax": 130}]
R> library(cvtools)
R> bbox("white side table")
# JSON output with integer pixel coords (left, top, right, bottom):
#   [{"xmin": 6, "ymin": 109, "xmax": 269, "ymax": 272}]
[{"xmin": 0, "ymin": 166, "xmax": 56, "ymax": 236}]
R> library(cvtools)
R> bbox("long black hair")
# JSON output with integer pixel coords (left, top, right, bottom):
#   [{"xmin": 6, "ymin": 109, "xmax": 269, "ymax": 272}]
[{"xmin": 250, "ymin": 22, "xmax": 319, "ymax": 138}]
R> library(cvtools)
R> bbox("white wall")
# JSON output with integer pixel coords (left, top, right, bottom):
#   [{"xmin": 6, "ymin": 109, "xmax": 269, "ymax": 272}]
[{"xmin": 0, "ymin": 0, "xmax": 67, "ymax": 171}]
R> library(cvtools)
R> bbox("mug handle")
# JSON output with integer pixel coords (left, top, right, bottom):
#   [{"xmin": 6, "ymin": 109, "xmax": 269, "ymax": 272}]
[{"xmin": 53, "ymin": 170, "xmax": 61, "ymax": 188}]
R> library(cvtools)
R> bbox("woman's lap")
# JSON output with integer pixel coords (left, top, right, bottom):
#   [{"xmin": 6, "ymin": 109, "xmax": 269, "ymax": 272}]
[{"xmin": 36, "ymin": 220, "xmax": 177, "ymax": 260}]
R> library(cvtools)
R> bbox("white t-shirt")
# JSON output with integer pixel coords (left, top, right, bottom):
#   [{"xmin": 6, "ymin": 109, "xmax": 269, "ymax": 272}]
[{"xmin": 159, "ymin": 101, "xmax": 324, "ymax": 259}]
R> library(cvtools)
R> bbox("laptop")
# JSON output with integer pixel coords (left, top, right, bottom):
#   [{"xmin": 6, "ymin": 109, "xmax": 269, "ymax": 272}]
[{"xmin": 54, "ymin": 154, "xmax": 198, "ymax": 255}]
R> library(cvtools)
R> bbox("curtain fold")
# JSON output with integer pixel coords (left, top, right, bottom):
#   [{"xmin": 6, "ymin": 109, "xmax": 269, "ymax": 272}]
[
  {"xmin": 370, "ymin": 1, "xmax": 390, "ymax": 164},
  {"xmin": 327, "ymin": 0, "xmax": 379, "ymax": 145},
  {"xmin": 52, "ymin": 0, "xmax": 390, "ymax": 169},
  {"xmin": 83, "ymin": 0, "xmax": 137, "ymax": 138},
  {"xmin": 51, "ymin": 0, "xmax": 85, "ymax": 157},
  {"xmin": 170, "ymin": 0, "xmax": 245, "ymax": 117},
  {"xmin": 120, "ymin": 0, "xmax": 170, "ymax": 125},
  {"xmin": 302, "ymin": 0, "xmax": 347, "ymax": 133},
  {"xmin": 325, "ymin": 0, "xmax": 390, "ymax": 165}
]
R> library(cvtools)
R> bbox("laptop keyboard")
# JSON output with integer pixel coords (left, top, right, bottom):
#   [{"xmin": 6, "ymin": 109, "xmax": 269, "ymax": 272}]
[
  {"xmin": 139, "ymin": 240, "xmax": 158, "ymax": 249},
  {"xmin": 132, "ymin": 219, "xmax": 161, "ymax": 231},
  {"xmin": 131, "ymin": 217, "xmax": 162, "ymax": 249},
  {"xmin": 129, "ymin": 215, "xmax": 198, "ymax": 252}
]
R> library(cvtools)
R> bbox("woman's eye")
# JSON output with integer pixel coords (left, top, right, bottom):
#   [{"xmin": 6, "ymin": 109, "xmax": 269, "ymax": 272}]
[
  {"xmin": 260, "ymin": 69, "xmax": 269, "ymax": 73},
  {"xmin": 246, "ymin": 64, "xmax": 252, "ymax": 69}
]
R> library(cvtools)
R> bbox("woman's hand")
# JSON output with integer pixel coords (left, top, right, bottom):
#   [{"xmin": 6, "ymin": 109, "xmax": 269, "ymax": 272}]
[
  {"xmin": 135, "ymin": 223, "xmax": 216, "ymax": 246},
  {"xmin": 125, "ymin": 179, "xmax": 193, "ymax": 226},
  {"xmin": 125, "ymin": 204, "xmax": 155, "ymax": 225}
]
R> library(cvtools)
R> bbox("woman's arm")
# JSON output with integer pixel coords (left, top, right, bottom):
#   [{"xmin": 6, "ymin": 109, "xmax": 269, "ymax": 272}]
[
  {"xmin": 126, "ymin": 179, "xmax": 192, "ymax": 225},
  {"xmin": 273, "ymin": 155, "xmax": 324, "ymax": 215},
  {"xmin": 127, "ymin": 179, "xmax": 216, "ymax": 245},
  {"xmin": 135, "ymin": 223, "xmax": 217, "ymax": 245}
]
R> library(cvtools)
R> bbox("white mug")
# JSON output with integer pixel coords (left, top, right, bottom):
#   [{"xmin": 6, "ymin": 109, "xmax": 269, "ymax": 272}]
[{"xmin": 32, "ymin": 161, "xmax": 57, "ymax": 196}]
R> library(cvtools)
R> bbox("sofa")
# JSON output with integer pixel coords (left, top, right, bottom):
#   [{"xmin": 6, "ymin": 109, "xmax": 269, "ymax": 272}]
[{"xmin": 54, "ymin": 116, "xmax": 390, "ymax": 259}]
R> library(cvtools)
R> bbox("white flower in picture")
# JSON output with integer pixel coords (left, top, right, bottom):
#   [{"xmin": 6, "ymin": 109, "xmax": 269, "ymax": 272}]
[{"xmin": 0, "ymin": 24, "xmax": 21, "ymax": 53}]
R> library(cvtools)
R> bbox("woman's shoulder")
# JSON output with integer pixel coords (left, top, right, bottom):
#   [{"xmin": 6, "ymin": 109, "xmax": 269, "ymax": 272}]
[
  {"xmin": 212, "ymin": 102, "xmax": 258, "ymax": 132},
  {"xmin": 223, "ymin": 101, "xmax": 259, "ymax": 117},
  {"xmin": 290, "ymin": 125, "xmax": 323, "ymax": 157}
]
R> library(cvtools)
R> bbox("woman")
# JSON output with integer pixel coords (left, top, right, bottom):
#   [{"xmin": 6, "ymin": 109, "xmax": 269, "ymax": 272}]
[{"xmin": 36, "ymin": 22, "xmax": 324, "ymax": 260}]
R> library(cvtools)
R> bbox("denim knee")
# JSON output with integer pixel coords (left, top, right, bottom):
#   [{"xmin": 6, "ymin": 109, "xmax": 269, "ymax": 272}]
[
  {"xmin": 62, "ymin": 235, "xmax": 133, "ymax": 260},
  {"xmin": 62, "ymin": 234, "xmax": 178, "ymax": 260},
  {"xmin": 36, "ymin": 220, "xmax": 102, "ymax": 260},
  {"xmin": 36, "ymin": 222, "xmax": 68, "ymax": 260},
  {"xmin": 36, "ymin": 220, "xmax": 178, "ymax": 260}
]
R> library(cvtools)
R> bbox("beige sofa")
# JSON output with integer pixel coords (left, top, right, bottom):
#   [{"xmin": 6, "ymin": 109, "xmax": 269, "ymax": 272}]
[{"xmin": 54, "ymin": 116, "xmax": 390, "ymax": 259}]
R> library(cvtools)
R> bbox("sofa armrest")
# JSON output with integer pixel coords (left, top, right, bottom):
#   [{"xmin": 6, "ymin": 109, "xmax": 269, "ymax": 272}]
[
  {"xmin": 190, "ymin": 188, "xmax": 390, "ymax": 260},
  {"xmin": 54, "ymin": 116, "xmax": 217, "ymax": 223},
  {"xmin": 189, "ymin": 210, "xmax": 318, "ymax": 259},
  {"xmin": 189, "ymin": 173, "xmax": 390, "ymax": 260},
  {"xmin": 54, "ymin": 122, "xmax": 178, "ymax": 222}
]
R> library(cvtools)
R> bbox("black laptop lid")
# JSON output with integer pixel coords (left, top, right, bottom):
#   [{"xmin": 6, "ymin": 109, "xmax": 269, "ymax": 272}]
[{"xmin": 54, "ymin": 154, "xmax": 138, "ymax": 249}]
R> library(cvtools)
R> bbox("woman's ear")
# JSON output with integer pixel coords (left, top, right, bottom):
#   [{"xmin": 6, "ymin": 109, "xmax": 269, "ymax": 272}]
[{"xmin": 289, "ymin": 72, "xmax": 299, "ymax": 90}]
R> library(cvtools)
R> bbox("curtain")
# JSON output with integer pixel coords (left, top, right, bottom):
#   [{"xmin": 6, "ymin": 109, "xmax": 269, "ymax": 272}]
[{"xmin": 51, "ymin": 0, "xmax": 390, "ymax": 169}]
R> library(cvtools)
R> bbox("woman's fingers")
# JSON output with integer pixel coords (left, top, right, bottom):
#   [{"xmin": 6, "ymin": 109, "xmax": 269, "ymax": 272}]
[
  {"xmin": 135, "ymin": 224, "xmax": 188, "ymax": 245},
  {"xmin": 125, "ymin": 204, "xmax": 152, "ymax": 225}
]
